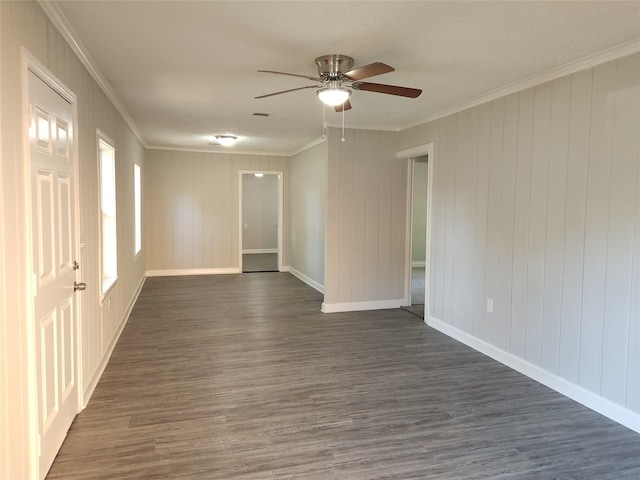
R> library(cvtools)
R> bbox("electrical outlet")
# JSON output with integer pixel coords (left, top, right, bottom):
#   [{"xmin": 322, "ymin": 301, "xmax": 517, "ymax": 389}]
[{"xmin": 486, "ymin": 298, "xmax": 494, "ymax": 314}]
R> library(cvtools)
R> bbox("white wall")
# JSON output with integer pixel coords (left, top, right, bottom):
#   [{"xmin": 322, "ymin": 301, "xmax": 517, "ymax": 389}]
[
  {"xmin": 1, "ymin": 2, "xmax": 146, "ymax": 477},
  {"xmin": 324, "ymin": 127, "xmax": 406, "ymax": 311},
  {"xmin": 144, "ymin": 149, "xmax": 289, "ymax": 274},
  {"xmin": 242, "ymin": 173, "xmax": 278, "ymax": 252},
  {"xmin": 0, "ymin": 3, "xmax": 8, "ymax": 470},
  {"xmin": 412, "ymin": 158, "xmax": 428, "ymax": 264},
  {"xmin": 289, "ymin": 141, "xmax": 327, "ymax": 291},
  {"xmin": 399, "ymin": 52, "xmax": 640, "ymax": 429}
]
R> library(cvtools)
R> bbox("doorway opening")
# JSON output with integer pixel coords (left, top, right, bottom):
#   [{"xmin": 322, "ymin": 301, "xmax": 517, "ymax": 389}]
[
  {"xmin": 409, "ymin": 155, "xmax": 429, "ymax": 317},
  {"xmin": 399, "ymin": 143, "xmax": 433, "ymax": 322},
  {"xmin": 240, "ymin": 171, "xmax": 283, "ymax": 273}
]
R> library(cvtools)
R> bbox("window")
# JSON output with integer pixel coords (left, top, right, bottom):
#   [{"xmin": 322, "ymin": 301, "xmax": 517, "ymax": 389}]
[
  {"xmin": 134, "ymin": 164, "xmax": 142, "ymax": 256},
  {"xmin": 99, "ymin": 138, "xmax": 117, "ymax": 295}
]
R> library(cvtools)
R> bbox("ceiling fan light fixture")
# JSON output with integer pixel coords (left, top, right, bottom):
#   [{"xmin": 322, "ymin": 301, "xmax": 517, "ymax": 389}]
[
  {"xmin": 317, "ymin": 87, "xmax": 351, "ymax": 106},
  {"xmin": 215, "ymin": 135, "xmax": 238, "ymax": 147}
]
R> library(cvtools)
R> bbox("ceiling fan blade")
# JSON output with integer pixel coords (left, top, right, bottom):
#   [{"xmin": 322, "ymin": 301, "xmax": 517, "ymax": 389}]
[
  {"xmin": 334, "ymin": 99, "xmax": 352, "ymax": 112},
  {"xmin": 258, "ymin": 70, "xmax": 322, "ymax": 82},
  {"xmin": 255, "ymin": 85, "xmax": 321, "ymax": 99},
  {"xmin": 343, "ymin": 62, "xmax": 394, "ymax": 81},
  {"xmin": 352, "ymin": 82, "xmax": 422, "ymax": 98}
]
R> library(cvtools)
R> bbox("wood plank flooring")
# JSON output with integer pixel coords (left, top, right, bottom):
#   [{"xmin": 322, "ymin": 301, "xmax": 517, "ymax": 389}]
[
  {"xmin": 243, "ymin": 253, "xmax": 278, "ymax": 272},
  {"xmin": 48, "ymin": 273, "xmax": 640, "ymax": 479}
]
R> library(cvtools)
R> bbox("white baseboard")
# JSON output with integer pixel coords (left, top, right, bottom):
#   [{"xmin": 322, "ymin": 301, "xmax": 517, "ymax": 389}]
[
  {"xmin": 426, "ymin": 315, "xmax": 640, "ymax": 434},
  {"xmin": 82, "ymin": 274, "xmax": 146, "ymax": 407},
  {"xmin": 146, "ymin": 267, "xmax": 241, "ymax": 277},
  {"xmin": 322, "ymin": 298, "xmax": 404, "ymax": 313},
  {"xmin": 412, "ymin": 261, "xmax": 426, "ymax": 267},
  {"xmin": 242, "ymin": 248, "xmax": 278, "ymax": 254},
  {"xmin": 288, "ymin": 267, "xmax": 325, "ymax": 294}
]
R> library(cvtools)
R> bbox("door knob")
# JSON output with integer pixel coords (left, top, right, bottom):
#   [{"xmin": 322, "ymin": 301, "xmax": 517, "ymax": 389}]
[{"xmin": 73, "ymin": 282, "xmax": 86, "ymax": 292}]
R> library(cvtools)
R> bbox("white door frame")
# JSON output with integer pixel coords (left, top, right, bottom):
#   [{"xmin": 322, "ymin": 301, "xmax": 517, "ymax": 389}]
[
  {"xmin": 21, "ymin": 48, "xmax": 83, "ymax": 479},
  {"xmin": 398, "ymin": 143, "xmax": 434, "ymax": 322},
  {"xmin": 238, "ymin": 170, "xmax": 284, "ymax": 272}
]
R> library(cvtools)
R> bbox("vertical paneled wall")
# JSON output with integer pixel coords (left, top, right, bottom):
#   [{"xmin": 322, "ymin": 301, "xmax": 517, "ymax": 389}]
[
  {"xmin": 144, "ymin": 149, "xmax": 288, "ymax": 272},
  {"xmin": 399, "ymin": 52, "xmax": 640, "ymax": 418},
  {"xmin": 289, "ymin": 141, "xmax": 327, "ymax": 289},
  {"xmin": 324, "ymin": 128, "xmax": 406, "ymax": 307},
  {"xmin": 1, "ymin": 2, "xmax": 146, "ymax": 477}
]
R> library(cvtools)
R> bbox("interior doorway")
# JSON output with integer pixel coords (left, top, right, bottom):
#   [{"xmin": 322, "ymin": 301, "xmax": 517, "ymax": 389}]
[
  {"xmin": 399, "ymin": 142, "xmax": 433, "ymax": 321},
  {"xmin": 240, "ymin": 171, "xmax": 283, "ymax": 273},
  {"xmin": 410, "ymin": 156, "xmax": 429, "ymax": 308}
]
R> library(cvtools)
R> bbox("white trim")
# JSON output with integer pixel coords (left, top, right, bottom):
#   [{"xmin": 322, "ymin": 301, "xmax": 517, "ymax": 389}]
[
  {"xmin": 37, "ymin": 1, "xmax": 147, "ymax": 147},
  {"xmin": 325, "ymin": 122, "xmax": 398, "ymax": 132},
  {"xmin": 399, "ymin": 143, "xmax": 434, "ymax": 316},
  {"xmin": 242, "ymin": 248, "xmax": 278, "ymax": 254},
  {"xmin": 97, "ymin": 134, "xmax": 118, "ymax": 299},
  {"xmin": 288, "ymin": 136, "xmax": 326, "ymax": 157},
  {"xmin": 239, "ymin": 170, "xmax": 284, "ymax": 273},
  {"xmin": 401, "ymin": 39, "xmax": 640, "ymax": 132},
  {"xmin": 427, "ymin": 315, "xmax": 640, "ymax": 434},
  {"xmin": 321, "ymin": 299, "xmax": 404, "ymax": 313},
  {"xmin": 288, "ymin": 267, "xmax": 325, "ymax": 294},
  {"xmin": 83, "ymin": 275, "xmax": 145, "ymax": 405},
  {"xmin": 145, "ymin": 268, "xmax": 241, "ymax": 277},
  {"xmin": 404, "ymin": 159, "xmax": 414, "ymax": 306},
  {"xmin": 396, "ymin": 144, "xmax": 432, "ymax": 160},
  {"xmin": 133, "ymin": 163, "xmax": 142, "ymax": 258},
  {"xmin": 146, "ymin": 144, "xmax": 293, "ymax": 157}
]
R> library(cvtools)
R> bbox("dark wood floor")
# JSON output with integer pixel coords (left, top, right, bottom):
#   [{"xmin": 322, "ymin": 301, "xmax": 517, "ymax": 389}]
[
  {"xmin": 242, "ymin": 253, "xmax": 278, "ymax": 272},
  {"xmin": 48, "ymin": 273, "xmax": 640, "ymax": 479}
]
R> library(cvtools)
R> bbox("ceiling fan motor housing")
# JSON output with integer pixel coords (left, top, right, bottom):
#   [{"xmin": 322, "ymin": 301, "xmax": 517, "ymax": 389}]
[{"xmin": 315, "ymin": 54, "xmax": 354, "ymax": 80}]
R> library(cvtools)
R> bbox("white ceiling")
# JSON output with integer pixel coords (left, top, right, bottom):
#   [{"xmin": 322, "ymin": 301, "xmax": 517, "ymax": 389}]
[{"xmin": 53, "ymin": 1, "xmax": 640, "ymax": 155}]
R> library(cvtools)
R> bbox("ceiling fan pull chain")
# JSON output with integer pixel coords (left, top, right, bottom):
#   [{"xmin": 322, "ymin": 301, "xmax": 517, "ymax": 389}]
[
  {"xmin": 341, "ymin": 106, "xmax": 346, "ymax": 142},
  {"xmin": 322, "ymin": 104, "xmax": 326, "ymax": 140}
]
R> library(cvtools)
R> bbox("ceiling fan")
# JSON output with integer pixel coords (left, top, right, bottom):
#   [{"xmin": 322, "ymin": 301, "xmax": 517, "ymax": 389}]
[{"xmin": 255, "ymin": 54, "xmax": 422, "ymax": 112}]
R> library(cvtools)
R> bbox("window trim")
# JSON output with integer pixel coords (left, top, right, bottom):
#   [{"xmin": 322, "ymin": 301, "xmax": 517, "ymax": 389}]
[
  {"xmin": 97, "ymin": 133, "xmax": 118, "ymax": 301},
  {"xmin": 133, "ymin": 163, "xmax": 142, "ymax": 258}
]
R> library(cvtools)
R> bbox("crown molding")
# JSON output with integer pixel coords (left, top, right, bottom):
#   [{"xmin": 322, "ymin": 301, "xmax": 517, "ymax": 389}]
[
  {"xmin": 145, "ymin": 145, "xmax": 292, "ymax": 157},
  {"xmin": 288, "ymin": 136, "xmax": 326, "ymax": 157},
  {"xmin": 400, "ymin": 38, "xmax": 640, "ymax": 131},
  {"xmin": 38, "ymin": 1, "xmax": 148, "ymax": 147},
  {"xmin": 326, "ymin": 121, "xmax": 398, "ymax": 132}
]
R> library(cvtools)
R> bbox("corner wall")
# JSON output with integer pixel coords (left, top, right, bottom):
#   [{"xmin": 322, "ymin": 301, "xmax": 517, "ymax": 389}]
[
  {"xmin": 289, "ymin": 140, "xmax": 327, "ymax": 291},
  {"xmin": 323, "ymin": 127, "xmax": 406, "ymax": 312},
  {"xmin": 399, "ymin": 52, "xmax": 640, "ymax": 431}
]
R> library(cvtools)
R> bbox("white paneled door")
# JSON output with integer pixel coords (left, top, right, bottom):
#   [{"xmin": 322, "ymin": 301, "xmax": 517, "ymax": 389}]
[{"xmin": 27, "ymin": 69, "xmax": 79, "ymax": 479}]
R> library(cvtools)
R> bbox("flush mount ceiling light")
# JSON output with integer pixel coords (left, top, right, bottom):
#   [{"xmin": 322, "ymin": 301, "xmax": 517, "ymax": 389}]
[
  {"xmin": 317, "ymin": 87, "xmax": 351, "ymax": 107},
  {"xmin": 215, "ymin": 135, "xmax": 238, "ymax": 147}
]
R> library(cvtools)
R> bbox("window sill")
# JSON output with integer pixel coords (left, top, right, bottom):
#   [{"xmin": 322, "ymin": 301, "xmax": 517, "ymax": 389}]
[{"xmin": 99, "ymin": 277, "xmax": 118, "ymax": 305}]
